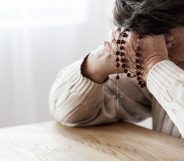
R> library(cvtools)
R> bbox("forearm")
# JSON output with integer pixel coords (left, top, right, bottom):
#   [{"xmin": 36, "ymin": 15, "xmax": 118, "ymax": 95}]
[
  {"xmin": 81, "ymin": 44, "xmax": 116, "ymax": 84},
  {"xmin": 146, "ymin": 60, "xmax": 184, "ymax": 137},
  {"xmin": 49, "ymin": 58, "xmax": 105, "ymax": 126}
]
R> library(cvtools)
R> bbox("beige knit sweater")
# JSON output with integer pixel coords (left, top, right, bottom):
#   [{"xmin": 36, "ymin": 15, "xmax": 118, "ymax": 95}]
[{"xmin": 49, "ymin": 58, "xmax": 184, "ymax": 139}]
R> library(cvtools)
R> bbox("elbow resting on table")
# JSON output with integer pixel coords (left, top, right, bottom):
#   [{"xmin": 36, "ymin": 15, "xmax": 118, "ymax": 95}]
[
  {"xmin": 49, "ymin": 92, "xmax": 91, "ymax": 127},
  {"xmin": 49, "ymin": 103, "xmax": 83, "ymax": 127}
]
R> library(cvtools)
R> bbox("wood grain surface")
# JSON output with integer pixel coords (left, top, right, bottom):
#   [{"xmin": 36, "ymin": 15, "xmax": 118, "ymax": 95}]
[{"xmin": 0, "ymin": 121, "xmax": 183, "ymax": 161}]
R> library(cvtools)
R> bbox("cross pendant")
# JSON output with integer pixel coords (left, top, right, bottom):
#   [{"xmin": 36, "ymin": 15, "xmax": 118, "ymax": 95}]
[{"xmin": 114, "ymin": 93, "xmax": 123, "ymax": 110}]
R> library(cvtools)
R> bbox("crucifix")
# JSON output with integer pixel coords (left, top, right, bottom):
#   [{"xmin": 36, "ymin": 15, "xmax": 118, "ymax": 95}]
[{"xmin": 114, "ymin": 80, "xmax": 123, "ymax": 111}]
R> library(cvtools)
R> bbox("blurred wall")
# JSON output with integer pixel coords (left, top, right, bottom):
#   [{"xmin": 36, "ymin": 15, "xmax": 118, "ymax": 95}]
[{"xmin": 0, "ymin": 0, "xmax": 115, "ymax": 127}]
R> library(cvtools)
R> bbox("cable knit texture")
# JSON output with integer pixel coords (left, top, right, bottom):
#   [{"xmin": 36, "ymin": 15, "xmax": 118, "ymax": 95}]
[
  {"xmin": 50, "ymin": 58, "xmax": 184, "ymax": 139},
  {"xmin": 147, "ymin": 60, "xmax": 184, "ymax": 137}
]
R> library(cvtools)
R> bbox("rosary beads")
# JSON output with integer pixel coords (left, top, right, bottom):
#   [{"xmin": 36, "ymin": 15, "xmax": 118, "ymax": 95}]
[
  {"xmin": 115, "ymin": 29, "xmax": 146, "ymax": 88},
  {"xmin": 113, "ymin": 28, "xmax": 147, "ymax": 110},
  {"xmin": 114, "ymin": 29, "xmax": 146, "ymax": 110}
]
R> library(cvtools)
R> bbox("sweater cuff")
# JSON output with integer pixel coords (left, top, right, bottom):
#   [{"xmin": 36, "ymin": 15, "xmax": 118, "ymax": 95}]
[
  {"xmin": 146, "ymin": 60, "xmax": 184, "ymax": 108},
  {"xmin": 67, "ymin": 57, "xmax": 105, "ymax": 97}
]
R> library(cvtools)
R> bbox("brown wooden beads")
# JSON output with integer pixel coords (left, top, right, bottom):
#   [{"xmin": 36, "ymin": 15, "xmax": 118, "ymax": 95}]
[{"xmin": 115, "ymin": 29, "xmax": 146, "ymax": 88}]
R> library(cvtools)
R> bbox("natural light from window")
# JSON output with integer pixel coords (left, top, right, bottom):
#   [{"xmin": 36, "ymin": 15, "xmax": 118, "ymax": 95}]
[{"xmin": 0, "ymin": 0, "xmax": 89, "ymax": 28}]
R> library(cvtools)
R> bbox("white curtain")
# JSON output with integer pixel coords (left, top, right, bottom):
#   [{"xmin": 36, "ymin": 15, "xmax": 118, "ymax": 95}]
[{"xmin": 0, "ymin": 0, "xmax": 115, "ymax": 127}]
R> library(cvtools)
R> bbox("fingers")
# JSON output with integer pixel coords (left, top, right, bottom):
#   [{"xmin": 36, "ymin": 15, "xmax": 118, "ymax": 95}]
[
  {"xmin": 109, "ymin": 27, "xmax": 122, "ymax": 42},
  {"xmin": 115, "ymin": 27, "xmax": 121, "ymax": 38},
  {"xmin": 108, "ymin": 27, "xmax": 122, "ymax": 56},
  {"xmin": 111, "ymin": 39, "xmax": 118, "ymax": 53}
]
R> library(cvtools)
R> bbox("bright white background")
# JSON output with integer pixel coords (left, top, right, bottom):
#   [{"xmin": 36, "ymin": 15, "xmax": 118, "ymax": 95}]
[{"xmin": 0, "ymin": 0, "xmax": 151, "ymax": 128}]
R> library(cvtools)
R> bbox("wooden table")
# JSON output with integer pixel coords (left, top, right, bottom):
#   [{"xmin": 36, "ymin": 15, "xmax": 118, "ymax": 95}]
[{"xmin": 0, "ymin": 121, "xmax": 183, "ymax": 161}]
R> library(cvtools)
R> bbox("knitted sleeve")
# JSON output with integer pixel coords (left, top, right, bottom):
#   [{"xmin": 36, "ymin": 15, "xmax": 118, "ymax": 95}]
[
  {"xmin": 49, "ymin": 57, "xmax": 151, "ymax": 127},
  {"xmin": 147, "ymin": 60, "xmax": 184, "ymax": 137}
]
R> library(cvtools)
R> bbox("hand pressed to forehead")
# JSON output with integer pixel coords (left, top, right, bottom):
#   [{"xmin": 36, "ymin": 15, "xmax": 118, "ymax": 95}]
[
  {"xmin": 114, "ymin": 28, "xmax": 169, "ymax": 81},
  {"xmin": 108, "ymin": 27, "xmax": 122, "ymax": 53}
]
